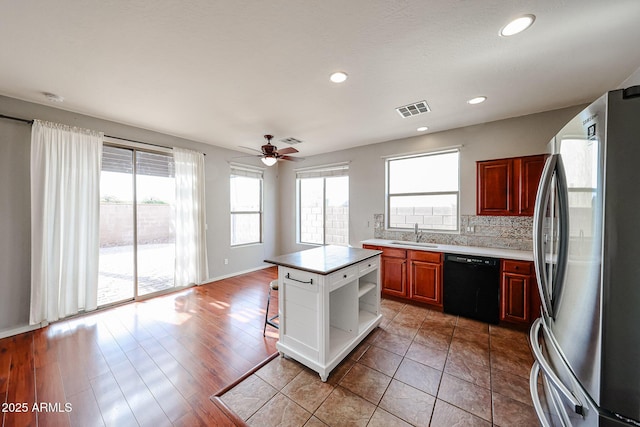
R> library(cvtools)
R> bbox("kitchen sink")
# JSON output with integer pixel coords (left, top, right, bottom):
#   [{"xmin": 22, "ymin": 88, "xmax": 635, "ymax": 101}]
[{"xmin": 390, "ymin": 241, "xmax": 438, "ymax": 248}]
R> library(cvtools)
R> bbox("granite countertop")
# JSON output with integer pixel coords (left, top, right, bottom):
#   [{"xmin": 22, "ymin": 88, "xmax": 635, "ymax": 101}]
[
  {"xmin": 264, "ymin": 245, "xmax": 382, "ymax": 275},
  {"xmin": 361, "ymin": 238, "xmax": 534, "ymax": 261}
]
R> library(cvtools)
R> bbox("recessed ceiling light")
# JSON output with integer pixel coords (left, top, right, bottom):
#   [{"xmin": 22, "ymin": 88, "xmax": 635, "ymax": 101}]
[
  {"xmin": 44, "ymin": 92, "xmax": 64, "ymax": 103},
  {"xmin": 417, "ymin": 126, "xmax": 429, "ymax": 132},
  {"xmin": 467, "ymin": 96, "xmax": 487, "ymax": 105},
  {"xmin": 330, "ymin": 71, "xmax": 348, "ymax": 83},
  {"xmin": 500, "ymin": 14, "xmax": 535, "ymax": 37}
]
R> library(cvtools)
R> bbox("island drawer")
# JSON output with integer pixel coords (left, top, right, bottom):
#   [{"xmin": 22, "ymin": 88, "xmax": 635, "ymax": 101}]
[
  {"xmin": 328, "ymin": 266, "xmax": 357, "ymax": 291},
  {"xmin": 358, "ymin": 257, "xmax": 379, "ymax": 275}
]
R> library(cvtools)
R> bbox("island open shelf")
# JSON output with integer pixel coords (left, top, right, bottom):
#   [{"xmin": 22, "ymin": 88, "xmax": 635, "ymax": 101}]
[{"xmin": 265, "ymin": 245, "xmax": 382, "ymax": 381}]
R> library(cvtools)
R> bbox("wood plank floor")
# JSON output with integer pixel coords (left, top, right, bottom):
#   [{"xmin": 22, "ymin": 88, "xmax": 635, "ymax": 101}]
[{"xmin": 0, "ymin": 267, "xmax": 279, "ymax": 427}]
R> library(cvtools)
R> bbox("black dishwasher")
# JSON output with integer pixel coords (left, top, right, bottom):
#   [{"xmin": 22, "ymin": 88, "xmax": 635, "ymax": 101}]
[{"xmin": 443, "ymin": 253, "xmax": 500, "ymax": 324}]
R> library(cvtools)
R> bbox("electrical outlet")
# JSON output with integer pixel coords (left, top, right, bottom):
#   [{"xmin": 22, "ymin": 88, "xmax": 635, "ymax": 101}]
[{"xmin": 224, "ymin": 258, "xmax": 228, "ymax": 265}]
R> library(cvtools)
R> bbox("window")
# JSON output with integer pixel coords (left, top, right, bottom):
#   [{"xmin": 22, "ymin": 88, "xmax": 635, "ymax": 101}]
[
  {"xmin": 297, "ymin": 164, "xmax": 349, "ymax": 246},
  {"xmin": 230, "ymin": 164, "xmax": 263, "ymax": 246},
  {"xmin": 386, "ymin": 149, "xmax": 460, "ymax": 231}
]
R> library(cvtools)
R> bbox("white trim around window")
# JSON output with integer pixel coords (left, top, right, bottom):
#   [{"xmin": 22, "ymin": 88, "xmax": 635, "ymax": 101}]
[
  {"xmin": 385, "ymin": 149, "xmax": 460, "ymax": 232},
  {"xmin": 230, "ymin": 164, "xmax": 264, "ymax": 246}
]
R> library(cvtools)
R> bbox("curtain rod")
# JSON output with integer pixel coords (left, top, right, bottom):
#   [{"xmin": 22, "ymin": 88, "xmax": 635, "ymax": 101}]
[{"xmin": 0, "ymin": 113, "xmax": 206, "ymax": 156}]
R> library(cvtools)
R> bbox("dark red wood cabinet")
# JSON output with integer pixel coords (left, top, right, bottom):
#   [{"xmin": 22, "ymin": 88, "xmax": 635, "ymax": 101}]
[
  {"xmin": 408, "ymin": 250, "xmax": 443, "ymax": 307},
  {"xmin": 363, "ymin": 245, "xmax": 408, "ymax": 298},
  {"xmin": 477, "ymin": 154, "xmax": 546, "ymax": 216},
  {"xmin": 500, "ymin": 259, "xmax": 540, "ymax": 325}
]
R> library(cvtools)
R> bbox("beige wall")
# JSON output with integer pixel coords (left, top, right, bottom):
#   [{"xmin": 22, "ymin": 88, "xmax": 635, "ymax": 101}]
[
  {"xmin": 0, "ymin": 95, "xmax": 279, "ymax": 336},
  {"xmin": 277, "ymin": 104, "xmax": 586, "ymax": 255}
]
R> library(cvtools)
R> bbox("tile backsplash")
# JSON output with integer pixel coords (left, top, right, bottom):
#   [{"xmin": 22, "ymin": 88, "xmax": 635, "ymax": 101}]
[{"xmin": 373, "ymin": 214, "xmax": 533, "ymax": 251}]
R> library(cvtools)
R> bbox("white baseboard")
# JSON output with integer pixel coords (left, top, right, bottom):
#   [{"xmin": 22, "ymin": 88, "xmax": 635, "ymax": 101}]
[
  {"xmin": 203, "ymin": 264, "xmax": 272, "ymax": 284},
  {"xmin": 0, "ymin": 321, "xmax": 48, "ymax": 340}
]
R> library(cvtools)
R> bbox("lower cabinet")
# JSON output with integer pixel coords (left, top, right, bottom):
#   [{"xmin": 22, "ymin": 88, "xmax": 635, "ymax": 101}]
[
  {"xmin": 500, "ymin": 259, "xmax": 539, "ymax": 325},
  {"xmin": 408, "ymin": 250, "xmax": 443, "ymax": 307},
  {"xmin": 364, "ymin": 245, "xmax": 540, "ymax": 325},
  {"xmin": 363, "ymin": 245, "xmax": 442, "ymax": 308},
  {"xmin": 364, "ymin": 245, "xmax": 407, "ymax": 298}
]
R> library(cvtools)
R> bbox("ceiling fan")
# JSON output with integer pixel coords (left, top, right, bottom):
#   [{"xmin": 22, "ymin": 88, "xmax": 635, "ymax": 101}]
[{"xmin": 238, "ymin": 135, "xmax": 304, "ymax": 166}]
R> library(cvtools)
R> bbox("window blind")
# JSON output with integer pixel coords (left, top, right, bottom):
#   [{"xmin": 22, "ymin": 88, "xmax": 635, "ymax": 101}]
[
  {"xmin": 230, "ymin": 163, "xmax": 264, "ymax": 180},
  {"xmin": 295, "ymin": 163, "xmax": 349, "ymax": 179}
]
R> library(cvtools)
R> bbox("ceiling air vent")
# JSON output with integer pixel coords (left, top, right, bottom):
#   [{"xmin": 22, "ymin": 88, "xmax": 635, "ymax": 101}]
[
  {"xmin": 280, "ymin": 137, "xmax": 303, "ymax": 145},
  {"xmin": 395, "ymin": 100, "xmax": 431, "ymax": 118}
]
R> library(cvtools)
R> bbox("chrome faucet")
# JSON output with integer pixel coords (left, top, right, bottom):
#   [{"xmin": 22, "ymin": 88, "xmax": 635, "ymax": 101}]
[{"xmin": 414, "ymin": 223, "xmax": 421, "ymax": 242}]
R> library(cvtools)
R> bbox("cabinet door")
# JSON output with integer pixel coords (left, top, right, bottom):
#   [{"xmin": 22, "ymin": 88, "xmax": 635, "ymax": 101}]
[
  {"xmin": 409, "ymin": 259, "xmax": 442, "ymax": 306},
  {"xmin": 500, "ymin": 272, "xmax": 531, "ymax": 324},
  {"xmin": 381, "ymin": 256, "xmax": 407, "ymax": 298},
  {"xmin": 517, "ymin": 155, "xmax": 546, "ymax": 215},
  {"xmin": 477, "ymin": 158, "xmax": 514, "ymax": 215}
]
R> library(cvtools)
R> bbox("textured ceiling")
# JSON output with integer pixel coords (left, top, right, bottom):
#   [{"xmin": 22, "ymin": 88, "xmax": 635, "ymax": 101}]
[{"xmin": 1, "ymin": 0, "xmax": 640, "ymax": 156}]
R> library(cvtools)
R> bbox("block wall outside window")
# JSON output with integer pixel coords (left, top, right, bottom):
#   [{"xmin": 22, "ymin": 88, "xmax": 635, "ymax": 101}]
[
  {"xmin": 386, "ymin": 150, "xmax": 460, "ymax": 232},
  {"xmin": 297, "ymin": 164, "xmax": 349, "ymax": 246}
]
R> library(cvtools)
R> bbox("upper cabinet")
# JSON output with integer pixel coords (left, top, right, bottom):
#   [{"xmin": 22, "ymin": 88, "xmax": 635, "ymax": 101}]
[{"xmin": 476, "ymin": 154, "xmax": 547, "ymax": 216}]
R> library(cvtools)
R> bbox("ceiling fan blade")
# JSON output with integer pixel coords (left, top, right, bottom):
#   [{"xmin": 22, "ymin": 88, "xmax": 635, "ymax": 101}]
[
  {"xmin": 280, "ymin": 155, "xmax": 305, "ymax": 162},
  {"xmin": 238, "ymin": 145, "xmax": 264, "ymax": 154},
  {"xmin": 275, "ymin": 147, "xmax": 298, "ymax": 155}
]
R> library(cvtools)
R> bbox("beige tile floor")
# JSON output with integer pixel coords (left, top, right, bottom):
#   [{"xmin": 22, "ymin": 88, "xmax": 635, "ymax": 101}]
[{"xmin": 218, "ymin": 298, "xmax": 540, "ymax": 427}]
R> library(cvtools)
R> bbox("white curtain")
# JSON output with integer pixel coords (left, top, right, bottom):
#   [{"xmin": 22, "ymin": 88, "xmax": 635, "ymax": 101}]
[
  {"xmin": 30, "ymin": 120, "xmax": 103, "ymax": 324},
  {"xmin": 174, "ymin": 147, "xmax": 209, "ymax": 286}
]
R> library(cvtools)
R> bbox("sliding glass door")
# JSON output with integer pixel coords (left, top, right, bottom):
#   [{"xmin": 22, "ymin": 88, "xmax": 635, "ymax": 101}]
[
  {"xmin": 135, "ymin": 151, "xmax": 176, "ymax": 297},
  {"xmin": 98, "ymin": 145, "xmax": 176, "ymax": 306}
]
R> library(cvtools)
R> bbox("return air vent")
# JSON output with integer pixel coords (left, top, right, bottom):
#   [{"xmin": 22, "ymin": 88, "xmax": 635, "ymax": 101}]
[
  {"xmin": 280, "ymin": 137, "xmax": 303, "ymax": 145},
  {"xmin": 395, "ymin": 100, "xmax": 431, "ymax": 118}
]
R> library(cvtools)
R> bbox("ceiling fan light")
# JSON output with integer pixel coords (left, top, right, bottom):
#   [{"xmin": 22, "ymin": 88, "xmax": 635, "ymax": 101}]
[{"xmin": 261, "ymin": 156, "xmax": 277, "ymax": 166}]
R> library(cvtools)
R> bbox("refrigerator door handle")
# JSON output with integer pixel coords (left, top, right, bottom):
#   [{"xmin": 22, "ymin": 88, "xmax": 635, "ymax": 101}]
[
  {"xmin": 533, "ymin": 154, "xmax": 570, "ymax": 319},
  {"xmin": 529, "ymin": 318, "xmax": 584, "ymax": 415},
  {"xmin": 533, "ymin": 155, "xmax": 557, "ymax": 318},
  {"xmin": 531, "ymin": 362, "xmax": 574, "ymax": 427},
  {"xmin": 551, "ymin": 157, "xmax": 570, "ymax": 314},
  {"xmin": 530, "ymin": 362, "xmax": 554, "ymax": 427}
]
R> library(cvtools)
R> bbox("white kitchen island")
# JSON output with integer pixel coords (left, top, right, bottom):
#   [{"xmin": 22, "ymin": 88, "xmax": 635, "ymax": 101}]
[{"xmin": 265, "ymin": 245, "xmax": 383, "ymax": 381}]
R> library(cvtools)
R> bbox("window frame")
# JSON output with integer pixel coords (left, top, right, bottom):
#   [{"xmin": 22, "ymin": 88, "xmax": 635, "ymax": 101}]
[
  {"xmin": 230, "ymin": 164, "xmax": 264, "ymax": 247},
  {"xmin": 296, "ymin": 163, "xmax": 349, "ymax": 246},
  {"xmin": 385, "ymin": 149, "xmax": 460, "ymax": 233}
]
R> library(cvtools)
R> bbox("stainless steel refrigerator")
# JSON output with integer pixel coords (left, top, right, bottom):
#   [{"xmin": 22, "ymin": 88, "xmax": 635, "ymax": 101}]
[{"xmin": 529, "ymin": 86, "xmax": 640, "ymax": 427}]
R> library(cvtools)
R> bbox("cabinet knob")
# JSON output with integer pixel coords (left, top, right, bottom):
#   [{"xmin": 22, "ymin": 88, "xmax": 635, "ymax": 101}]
[
  {"xmin": 515, "ymin": 266, "xmax": 519, "ymax": 270},
  {"xmin": 368, "ymin": 264, "xmax": 371, "ymax": 267},
  {"xmin": 343, "ymin": 274, "xmax": 347, "ymax": 278}
]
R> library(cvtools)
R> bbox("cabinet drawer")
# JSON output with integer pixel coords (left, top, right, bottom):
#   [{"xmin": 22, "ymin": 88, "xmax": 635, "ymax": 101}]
[
  {"xmin": 379, "ymin": 247, "xmax": 406, "ymax": 258},
  {"xmin": 502, "ymin": 260, "xmax": 532, "ymax": 275},
  {"xmin": 329, "ymin": 266, "xmax": 357, "ymax": 291},
  {"xmin": 358, "ymin": 257, "xmax": 379, "ymax": 275},
  {"xmin": 408, "ymin": 250, "xmax": 442, "ymax": 263}
]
